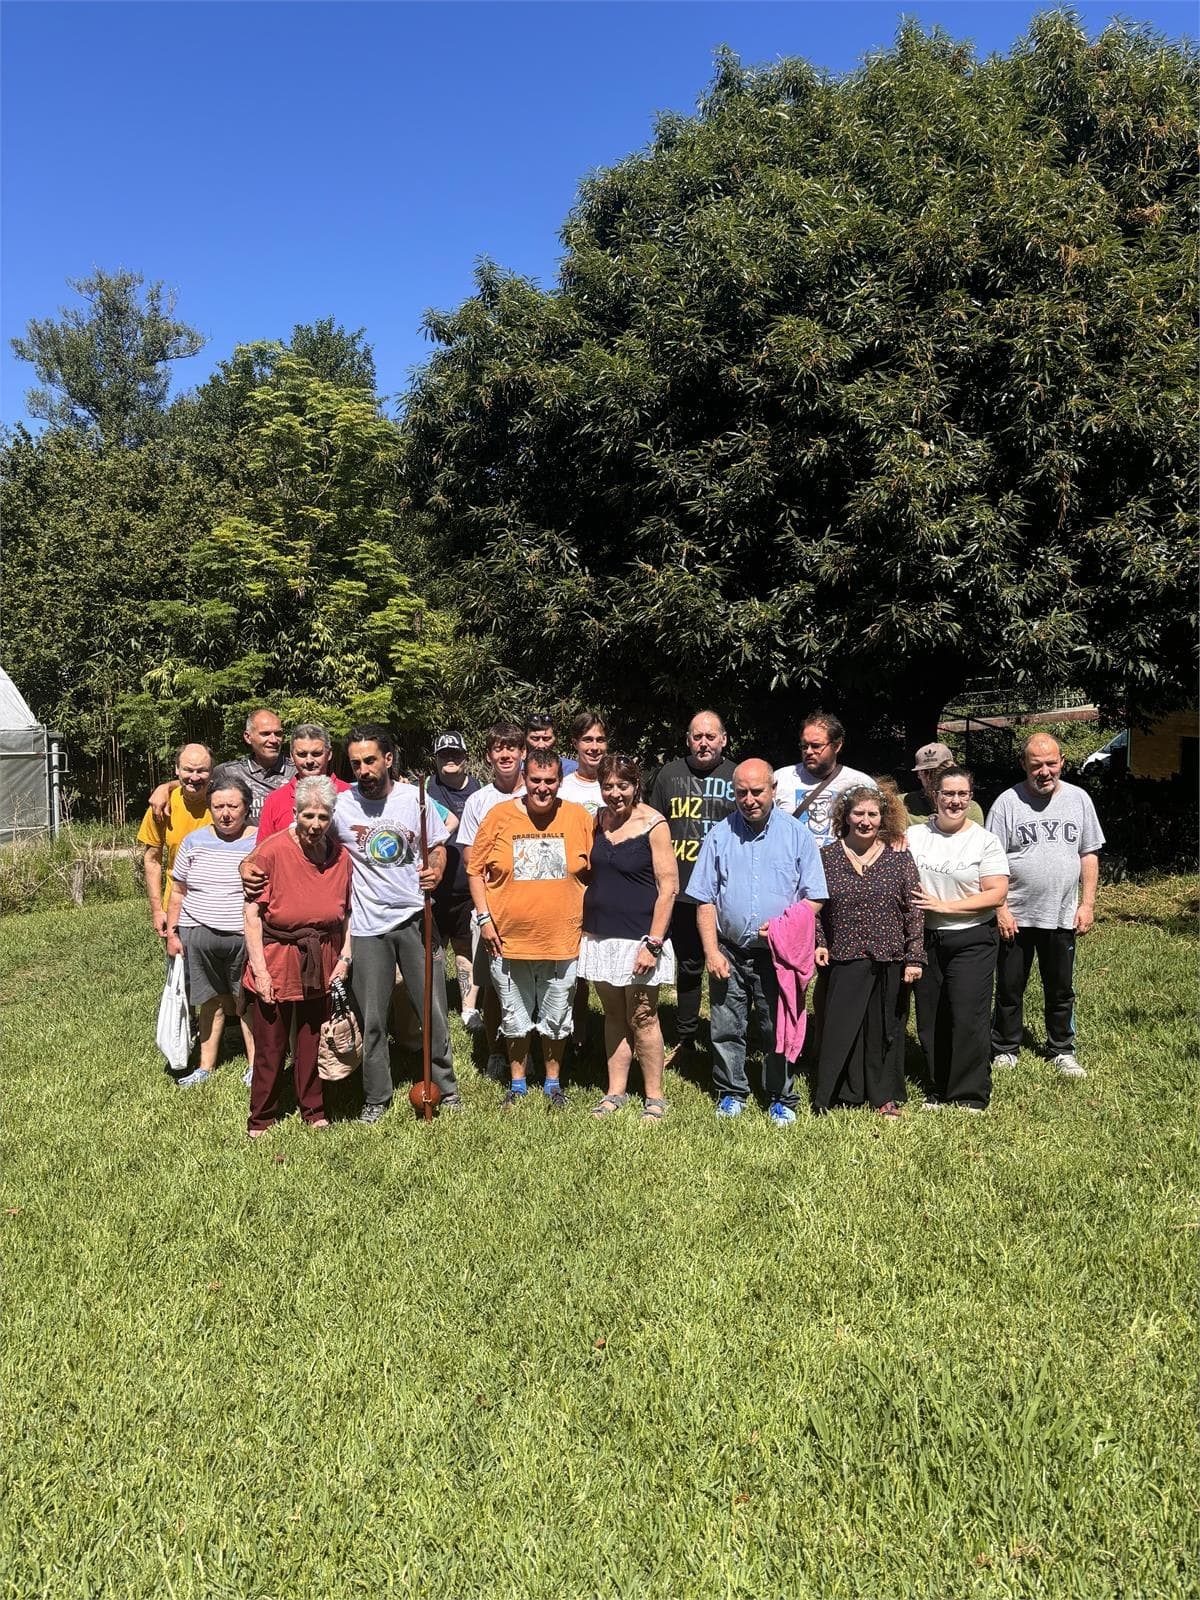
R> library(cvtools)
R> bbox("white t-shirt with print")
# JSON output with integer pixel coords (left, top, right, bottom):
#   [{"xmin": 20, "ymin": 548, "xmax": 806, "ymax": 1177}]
[
  {"xmin": 456, "ymin": 782, "xmax": 526, "ymax": 849},
  {"xmin": 906, "ymin": 819, "xmax": 1010, "ymax": 931},
  {"xmin": 773, "ymin": 763, "xmax": 875, "ymax": 847},
  {"xmin": 334, "ymin": 784, "xmax": 449, "ymax": 937},
  {"xmin": 558, "ymin": 772, "xmax": 603, "ymax": 817}
]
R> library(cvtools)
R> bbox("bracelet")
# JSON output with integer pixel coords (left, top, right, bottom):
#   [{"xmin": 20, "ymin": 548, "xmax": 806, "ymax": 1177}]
[{"xmin": 473, "ymin": 911, "xmax": 493, "ymax": 928}]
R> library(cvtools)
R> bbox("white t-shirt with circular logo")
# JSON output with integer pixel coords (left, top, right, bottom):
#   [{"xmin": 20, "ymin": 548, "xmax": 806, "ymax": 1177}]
[{"xmin": 334, "ymin": 784, "xmax": 449, "ymax": 936}]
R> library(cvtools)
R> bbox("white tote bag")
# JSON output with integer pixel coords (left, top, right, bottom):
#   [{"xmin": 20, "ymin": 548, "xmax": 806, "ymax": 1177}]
[{"xmin": 155, "ymin": 954, "xmax": 194, "ymax": 1072}]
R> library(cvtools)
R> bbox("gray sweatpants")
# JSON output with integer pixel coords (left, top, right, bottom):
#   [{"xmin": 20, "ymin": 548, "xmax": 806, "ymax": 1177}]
[{"xmin": 352, "ymin": 917, "xmax": 458, "ymax": 1109}]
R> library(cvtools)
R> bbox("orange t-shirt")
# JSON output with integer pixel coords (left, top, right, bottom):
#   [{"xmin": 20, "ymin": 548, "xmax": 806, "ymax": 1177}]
[{"xmin": 466, "ymin": 798, "xmax": 592, "ymax": 961}]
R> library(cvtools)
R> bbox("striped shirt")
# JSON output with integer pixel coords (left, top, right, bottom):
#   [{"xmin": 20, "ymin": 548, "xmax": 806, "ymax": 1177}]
[{"xmin": 173, "ymin": 827, "xmax": 258, "ymax": 933}]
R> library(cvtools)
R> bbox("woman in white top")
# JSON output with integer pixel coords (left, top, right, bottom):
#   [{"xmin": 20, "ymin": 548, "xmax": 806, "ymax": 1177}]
[{"xmin": 907, "ymin": 766, "xmax": 1009, "ymax": 1111}]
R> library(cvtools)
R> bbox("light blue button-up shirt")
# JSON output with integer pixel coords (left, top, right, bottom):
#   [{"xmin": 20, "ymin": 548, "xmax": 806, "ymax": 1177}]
[{"xmin": 689, "ymin": 807, "xmax": 828, "ymax": 949}]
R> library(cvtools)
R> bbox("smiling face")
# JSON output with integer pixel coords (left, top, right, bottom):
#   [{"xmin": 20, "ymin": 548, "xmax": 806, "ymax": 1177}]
[
  {"xmin": 295, "ymin": 799, "xmax": 333, "ymax": 850},
  {"xmin": 209, "ymin": 786, "xmax": 249, "ymax": 839},
  {"xmin": 176, "ymin": 744, "xmax": 212, "ymax": 797},
  {"xmin": 573, "ymin": 722, "xmax": 608, "ymax": 778},
  {"xmin": 733, "ymin": 760, "xmax": 776, "ymax": 828},
  {"xmin": 601, "ymin": 772, "xmax": 638, "ymax": 817},
  {"xmin": 348, "ymin": 739, "xmax": 392, "ymax": 799},
  {"xmin": 244, "ymin": 711, "xmax": 285, "ymax": 769},
  {"xmin": 488, "ymin": 738, "xmax": 525, "ymax": 785},
  {"xmin": 686, "ymin": 712, "xmax": 728, "ymax": 773},
  {"xmin": 934, "ymin": 774, "xmax": 973, "ymax": 831},
  {"xmin": 292, "ymin": 737, "xmax": 332, "ymax": 777},
  {"xmin": 846, "ymin": 797, "xmax": 882, "ymax": 845},
  {"xmin": 524, "ymin": 757, "xmax": 563, "ymax": 819},
  {"xmin": 1023, "ymin": 737, "xmax": 1064, "ymax": 797}
]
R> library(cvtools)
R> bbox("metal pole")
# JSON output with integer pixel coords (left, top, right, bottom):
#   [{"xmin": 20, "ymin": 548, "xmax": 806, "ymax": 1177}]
[{"xmin": 49, "ymin": 738, "xmax": 63, "ymax": 837}]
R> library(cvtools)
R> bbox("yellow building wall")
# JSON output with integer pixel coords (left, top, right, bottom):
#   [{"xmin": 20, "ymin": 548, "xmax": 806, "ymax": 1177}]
[{"xmin": 1129, "ymin": 711, "xmax": 1199, "ymax": 779}]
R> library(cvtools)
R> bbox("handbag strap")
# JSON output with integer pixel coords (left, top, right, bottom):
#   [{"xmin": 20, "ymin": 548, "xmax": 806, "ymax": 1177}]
[{"xmin": 793, "ymin": 764, "xmax": 841, "ymax": 820}]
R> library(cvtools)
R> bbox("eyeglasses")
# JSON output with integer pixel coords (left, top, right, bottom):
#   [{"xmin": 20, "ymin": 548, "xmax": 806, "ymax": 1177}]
[{"xmin": 801, "ymin": 740, "xmax": 830, "ymax": 751}]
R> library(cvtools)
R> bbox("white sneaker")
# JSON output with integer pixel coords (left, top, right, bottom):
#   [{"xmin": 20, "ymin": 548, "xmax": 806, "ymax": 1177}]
[
  {"xmin": 991, "ymin": 1053, "xmax": 1018, "ymax": 1070},
  {"xmin": 1053, "ymin": 1052, "xmax": 1087, "ymax": 1079}
]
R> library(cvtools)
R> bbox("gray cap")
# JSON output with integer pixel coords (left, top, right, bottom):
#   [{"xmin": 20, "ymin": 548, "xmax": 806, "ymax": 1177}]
[{"xmin": 913, "ymin": 741, "xmax": 954, "ymax": 772}]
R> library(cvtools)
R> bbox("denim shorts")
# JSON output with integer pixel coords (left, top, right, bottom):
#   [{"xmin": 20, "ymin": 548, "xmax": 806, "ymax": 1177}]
[{"xmin": 490, "ymin": 956, "xmax": 578, "ymax": 1040}]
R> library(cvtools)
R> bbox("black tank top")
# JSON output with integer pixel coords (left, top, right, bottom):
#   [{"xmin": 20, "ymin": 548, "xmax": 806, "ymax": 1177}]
[{"xmin": 582, "ymin": 823, "xmax": 661, "ymax": 940}]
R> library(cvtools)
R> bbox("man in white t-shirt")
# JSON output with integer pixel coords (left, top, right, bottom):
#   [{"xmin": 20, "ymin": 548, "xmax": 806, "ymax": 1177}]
[
  {"xmin": 774, "ymin": 711, "xmax": 874, "ymax": 847},
  {"xmin": 987, "ymin": 733, "xmax": 1105, "ymax": 1080},
  {"xmin": 458, "ymin": 720, "xmax": 527, "ymax": 1078},
  {"xmin": 557, "ymin": 710, "xmax": 607, "ymax": 817},
  {"xmin": 336, "ymin": 725, "xmax": 460, "ymax": 1123}
]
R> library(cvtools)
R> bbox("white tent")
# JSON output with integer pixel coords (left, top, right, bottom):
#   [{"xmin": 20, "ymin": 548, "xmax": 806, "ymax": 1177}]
[{"xmin": 0, "ymin": 668, "xmax": 62, "ymax": 844}]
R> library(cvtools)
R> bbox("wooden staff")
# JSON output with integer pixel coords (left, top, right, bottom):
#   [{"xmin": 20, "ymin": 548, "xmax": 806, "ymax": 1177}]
[{"xmin": 408, "ymin": 774, "xmax": 442, "ymax": 1122}]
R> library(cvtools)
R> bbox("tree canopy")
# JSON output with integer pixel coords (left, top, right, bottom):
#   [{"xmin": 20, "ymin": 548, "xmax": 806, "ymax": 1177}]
[
  {"xmin": 402, "ymin": 13, "xmax": 1197, "ymax": 749},
  {"xmin": 10, "ymin": 269, "xmax": 205, "ymax": 449}
]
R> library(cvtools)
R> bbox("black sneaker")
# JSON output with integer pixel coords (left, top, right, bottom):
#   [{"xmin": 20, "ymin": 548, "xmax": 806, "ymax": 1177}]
[
  {"xmin": 357, "ymin": 1102, "xmax": 388, "ymax": 1125},
  {"xmin": 545, "ymin": 1085, "xmax": 568, "ymax": 1113},
  {"xmin": 501, "ymin": 1087, "xmax": 528, "ymax": 1110}
]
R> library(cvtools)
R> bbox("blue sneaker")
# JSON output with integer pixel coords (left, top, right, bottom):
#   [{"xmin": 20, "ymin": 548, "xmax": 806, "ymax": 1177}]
[
  {"xmin": 176, "ymin": 1067, "xmax": 213, "ymax": 1090},
  {"xmin": 715, "ymin": 1095, "xmax": 746, "ymax": 1119},
  {"xmin": 767, "ymin": 1101, "xmax": 797, "ymax": 1127}
]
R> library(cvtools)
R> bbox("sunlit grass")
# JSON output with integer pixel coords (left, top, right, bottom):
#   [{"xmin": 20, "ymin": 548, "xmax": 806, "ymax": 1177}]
[{"xmin": 2, "ymin": 882, "xmax": 1196, "ymax": 1598}]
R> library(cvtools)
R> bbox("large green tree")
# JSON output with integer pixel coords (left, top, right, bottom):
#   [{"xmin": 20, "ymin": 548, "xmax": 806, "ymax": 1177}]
[
  {"xmin": 402, "ymin": 14, "xmax": 1197, "ymax": 752},
  {"xmin": 10, "ymin": 269, "xmax": 205, "ymax": 449}
]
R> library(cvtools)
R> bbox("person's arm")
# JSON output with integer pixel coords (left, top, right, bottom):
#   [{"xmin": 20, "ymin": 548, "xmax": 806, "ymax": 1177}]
[
  {"xmin": 632, "ymin": 817, "xmax": 679, "ymax": 975},
  {"xmin": 238, "ymin": 840, "xmax": 267, "ymax": 896},
  {"xmin": 164, "ymin": 880, "xmax": 186, "ymax": 959},
  {"xmin": 914, "ymin": 875, "xmax": 1008, "ymax": 917},
  {"xmin": 142, "ymin": 845, "xmax": 167, "ymax": 937},
  {"xmin": 1075, "ymin": 852, "xmax": 1100, "ymax": 934},
  {"xmin": 243, "ymin": 898, "xmax": 274, "ymax": 1005},
  {"xmin": 696, "ymin": 903, "xmax": 729, "ymax": 980},
  {"xmin": 149, "ymin": 778, "xmax": 180, "ymax": 824},
  {"xmin": 901, "ymin": 855, "xmax": 925, "ymax": 981},
  {"xmin": 419, "ymin": 843, "xmax": 447, "ymax": 894}
]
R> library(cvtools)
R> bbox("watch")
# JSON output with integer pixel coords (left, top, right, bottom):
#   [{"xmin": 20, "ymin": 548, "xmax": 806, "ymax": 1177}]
[{"xmin": 641, "ymin": 936, "xmax": 664, "ymax": 958}]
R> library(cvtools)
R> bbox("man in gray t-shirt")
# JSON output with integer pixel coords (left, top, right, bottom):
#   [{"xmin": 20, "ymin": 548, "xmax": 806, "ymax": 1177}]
[{"xmin": 986, "ymin": 733, "xmax": 1105, "ymax": 1080}]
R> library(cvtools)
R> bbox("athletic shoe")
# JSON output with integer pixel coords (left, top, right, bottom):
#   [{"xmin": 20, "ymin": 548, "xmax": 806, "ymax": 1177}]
[
  {"xmin": 715, "ymin": 1095, "xmax": 746, "ymax": 1119},
  {"xmin": 545, "ymin": 1085, "xmax": 568, "ymax": 1112},
  {"xmin": 176, "ymin": 1067, "xmax": 213, "ymax": 1090},
  {"xmin": 483, "ymin": 1052, "xmax": 508, "ymax": 1081},
  {"xmin": 440, "ymin": 1093, "xmax": 465, "ymax": 1113},
  {"xmin": 991, "ymin": 1053, "xmax": 1018, "ymax": 1070},
  {"xmin": 501, "ymin": 1086, "xmax": 528, "ymax": 1110},
  {"xmin": 767, "ymin": 1101, "xmax": 797, "ymax": 1128},
  {"xmin": 919, "ymin": 1097, "xmax": 945, "ymax": 1112},
  {"xmin": 1053, "ymin": 1052, "xmax": 1087, "ymax": 1079},
  {"xmin": 357, "ymin": 1102, "xmax": 388, "ymax": 1125},
  {"xmin": 461, "ymin": 1008, "xmax": 483, "ymax": 1033}
]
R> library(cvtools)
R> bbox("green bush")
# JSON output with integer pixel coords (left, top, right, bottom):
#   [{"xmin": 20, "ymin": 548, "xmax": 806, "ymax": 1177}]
[{"xmin": 0, "ymin": 825, "xmax": 143, "ymax": 915}]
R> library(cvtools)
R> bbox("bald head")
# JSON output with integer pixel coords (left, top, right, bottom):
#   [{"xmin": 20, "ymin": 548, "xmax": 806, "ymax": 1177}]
[
  {"xmin": 175, "ymin": 742, "xmax": 213, "ymax": 798},
  {"xmin": 733, "ymin": 759, "xmax": 776, "ymax": 829},
  {"xmin": 686, "ymin": 710, "xmax": 728, "ymax": 772},
  {"xmin": 1022, "ymin": 734, "xmax": 1064, "ymax": 797}
]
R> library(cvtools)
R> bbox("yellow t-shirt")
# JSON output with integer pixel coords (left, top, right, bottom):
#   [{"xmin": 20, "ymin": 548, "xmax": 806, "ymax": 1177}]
[
  {"xmin": 136, "ymin": 789, "xmax": 212, "ymax": 909},
  {"xmin": 467, "ymin": 798, "xmax": 592, "ymax": 961}
]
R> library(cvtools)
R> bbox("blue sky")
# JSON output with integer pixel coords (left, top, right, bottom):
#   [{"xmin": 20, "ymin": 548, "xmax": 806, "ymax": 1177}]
[{"xmin": 2, "ymin": 1, "xmax": 1194, "ymax": 428}]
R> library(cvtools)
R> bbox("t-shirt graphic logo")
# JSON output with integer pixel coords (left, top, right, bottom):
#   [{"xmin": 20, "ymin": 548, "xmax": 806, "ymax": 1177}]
[
  {"xmin": 364, "ymin": 825, "xmax": 414, "ymax": 866},
  {"xmin": 513, "ymin": 835, "xmax": 567, "ymax": 880}
]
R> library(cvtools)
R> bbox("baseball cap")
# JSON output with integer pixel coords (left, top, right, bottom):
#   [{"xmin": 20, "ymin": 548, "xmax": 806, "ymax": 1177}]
[
  {"xmin": 434, "ymin": 731, "xmax": 468, "ymax": 756},
  {"xmin": 913, "ymin": 741, "xmax": 954, "ymax": 772}
]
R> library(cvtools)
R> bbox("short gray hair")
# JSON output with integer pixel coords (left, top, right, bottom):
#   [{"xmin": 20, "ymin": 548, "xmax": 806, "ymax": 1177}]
[
  {"xmin": 293, "ymin": 775, "xmax": 338, "ymax": 815},
  {"xmin": 290, "ymin": 722, "xmax": 332, "ymax": 749}
]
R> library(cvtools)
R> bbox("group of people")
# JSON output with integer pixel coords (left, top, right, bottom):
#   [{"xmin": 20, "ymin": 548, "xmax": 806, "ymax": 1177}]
[{"xmin": 138, "ymin": 704, "xmax": 1104, "ymax": 1136}]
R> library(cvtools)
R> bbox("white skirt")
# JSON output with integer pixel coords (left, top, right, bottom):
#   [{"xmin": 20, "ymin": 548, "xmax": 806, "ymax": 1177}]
[{"xmin": 575, "ymin": 933, "xmax": 676, "ymax": 987}]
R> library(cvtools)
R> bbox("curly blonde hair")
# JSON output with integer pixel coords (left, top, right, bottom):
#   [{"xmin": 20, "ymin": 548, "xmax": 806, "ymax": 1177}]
[{"xmin": 831, "ymin": 783, "xmax": 907, "ymax": 846}]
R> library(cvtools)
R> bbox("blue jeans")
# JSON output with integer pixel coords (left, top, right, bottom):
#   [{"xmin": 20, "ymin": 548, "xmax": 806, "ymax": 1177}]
[{"xmin": 709, "ymin": 941, "xmax": 796, "ymax": 1108}]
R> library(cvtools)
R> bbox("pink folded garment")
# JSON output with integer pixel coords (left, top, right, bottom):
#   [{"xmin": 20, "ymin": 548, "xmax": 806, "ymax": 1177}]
[{"xmin": 766, "ymin": 902, "xmax": 816, "ymax": 1065}]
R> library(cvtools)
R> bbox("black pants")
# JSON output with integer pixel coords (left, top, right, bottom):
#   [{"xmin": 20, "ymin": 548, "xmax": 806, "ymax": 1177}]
[
  {"xmin": 991, "ymin": 928, "xmax": 1076, "ymax": 1056},
  {"xmin": 669, "ymin": 900, "xmax": 705, "ymax": 1044},
  {"xmin": 813, "ymin": 959, "xmax": 908, "ymax": 1112},
  {"xmin": 914, "ymin": 922, "xmax": 998, "ymax": 1110}
]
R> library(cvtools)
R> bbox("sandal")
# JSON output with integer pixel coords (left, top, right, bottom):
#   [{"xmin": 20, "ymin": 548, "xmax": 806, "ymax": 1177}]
[
  {"xmin": 591, "ymin": 1093, "xmax": 629, "ymax": 1118},
  {"xmin": 640, "ymin": 1097, "xmax": 668, "ymax": 1124}
]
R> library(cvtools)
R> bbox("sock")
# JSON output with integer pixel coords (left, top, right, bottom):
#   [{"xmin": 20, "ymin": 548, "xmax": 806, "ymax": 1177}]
[
  {"xmin": 543, "ymin": 1078, "xmax": 560, "ymax": 1095},
  {"xmin": 508, "ymin": 1078, "xmax": 528, "ymax": 1095}
]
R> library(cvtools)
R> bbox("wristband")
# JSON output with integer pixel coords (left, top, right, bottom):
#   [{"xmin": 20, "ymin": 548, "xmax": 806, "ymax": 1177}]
[
  {"xmin": 641, "ymin": 936, "xmax": 664, "ymax": 958},
  {"xmin": 473, "ymin": 911, "xmax": 493, "ymax": 928}
]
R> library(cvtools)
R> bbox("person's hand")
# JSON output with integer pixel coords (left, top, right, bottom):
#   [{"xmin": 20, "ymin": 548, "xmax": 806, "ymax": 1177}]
[
  {"xmin": 903, "ymin": 964, "xmax": 922, "ymax": 985},
  {"xmin": 240, "ymin": 859, "xmax": 268, "ymax": 896},
  {"xmin": 814, "ymin": 946, "xmax": 830, "ymax": 969},
  {"xmin": 252, "ymin": 965, "xmax": 274, "ymax": 1005},
  {"xmin": 706, "ymin": 950, "xmax": 730, "ymax": 981},
  {"xmin": 151, "ymin": 906, "xmax": 167, "ymax": 938},
  {"xmin": 632, "ymin": 944, "xmax": 657, "ymax": 977},
  {"xmin": 1074, "ymin": 904, "xmax": 1095, "ymax": 935},
  {"xmin": 166, "ymin": 930, "xmax": 183, "ymax": 959},
  {"xmin": 997, "ymin": 905, "xmax": 1018, "ymax": 940},
  {"xmin": 912, "ymin": 888, "xmax": 948, "ymax": 916},
  {"xmin": 418, "ymin": 865, "xmax": 440, "ymax": 893},
  {"xmin": 333, "ymin": 955, "xmax": 351, "ymax": 982},
  {"xmin": 150, "ymin": 781, "xmax": 173, "ymax": 824},
  {"xmin": 481, "ymin": 922, "xmax": 503, "ymax": 958}
]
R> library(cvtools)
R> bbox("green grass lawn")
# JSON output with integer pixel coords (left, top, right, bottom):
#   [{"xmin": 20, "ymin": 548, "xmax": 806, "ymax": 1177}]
[{"xmin": 2, "ymin": 882, "xmax": 1196, "ymax": 1599}]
